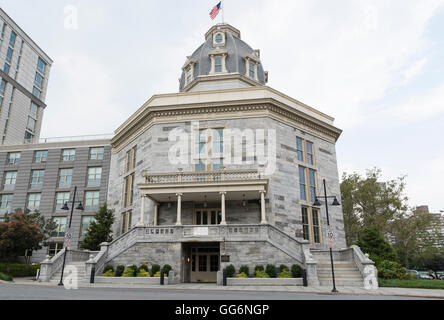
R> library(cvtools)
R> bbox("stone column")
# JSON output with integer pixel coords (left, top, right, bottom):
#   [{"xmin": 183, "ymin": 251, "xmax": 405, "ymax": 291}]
[
  {"xmin": 220, "ymin": 192, "xmax": 227, "ymax": 225},
  {"xmin": 176, "ymin": 193, "xmax": 183, "ymax": 226},
  {"xmin": 154, "ymin": 203, "xmax": 159, "ymax": 226},
  {"xmin": 137, "ymin": 195, "xmax": 146, "ymax": 227},
  {"xmin": 260, "ymin": 191, "xmax": 268, "ymax": 225}
]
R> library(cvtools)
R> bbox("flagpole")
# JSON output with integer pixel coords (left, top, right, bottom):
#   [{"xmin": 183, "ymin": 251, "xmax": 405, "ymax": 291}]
[{"xmin": 222, "ymin": 0, "xmax": 225, "ymax": 24}]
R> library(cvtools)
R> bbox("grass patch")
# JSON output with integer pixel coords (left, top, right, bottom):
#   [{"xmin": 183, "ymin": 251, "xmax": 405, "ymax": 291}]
[
  {"xmin": 378, "ymin": 278, "xmax": 444, "ymax": 290},
  {"xmin": 0, "ymin": 264, "xmax": 40, "ymax": 278},
  {"xmin": 0, "ymin": 272, "xmax": 13, "ymax": 282}
]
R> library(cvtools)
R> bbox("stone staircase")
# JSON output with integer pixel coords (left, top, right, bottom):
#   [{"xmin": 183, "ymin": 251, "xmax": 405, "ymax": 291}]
[
  {"xmin": 49, "ymin": 262, "xmax": 88, "ymax": 284},
  {"xmin": 316, "ymin": 261, "xmax": 364, "ymax": 287}
]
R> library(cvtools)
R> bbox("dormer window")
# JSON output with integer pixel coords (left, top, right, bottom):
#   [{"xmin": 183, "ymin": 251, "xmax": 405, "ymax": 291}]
[
  {"xmin": 213, "ymin": 32, "xmax": 226, "ymax": 47},
  {"xmin": 209, "ymin": 49, "xmax": 228, "ymax": 75},
  {"xmin": 244, "ymin": 54, "xmax": 260, "ymax": 81},
  {"xmin": 215, "ymin": 34, "xmax": 223, "ymax": 44},
  {"xmin": 182, "ymin": 58, "xmax": 196, "ymax": 87},
  {"xmin": 249, "ymin": 63, "xmax": 255, "ymax": 78},
  {"xmin": 215, "ymin": 57, "xmax": 222, "ymax": 73}
]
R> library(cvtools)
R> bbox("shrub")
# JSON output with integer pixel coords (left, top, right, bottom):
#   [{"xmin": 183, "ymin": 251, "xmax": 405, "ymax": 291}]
[
  {"xmin": 137, "ymin": 270, "xmax": 151, "ymax": 277},
  {"xmin": 377, "ymin": 260, "xmax": 406, "ymax": 280},
  {"xmin": 279, "ymin": 265, "xmax": 289, "ymax": 272},
  {"xmin": 239, "ymin": 266, "xmax": 249, "ymax": 276},
  {"xmin": 154, "ymin": 271, "xmax": 167, "ymax": 278},
  {"xmin": 265, "ymin": 264, "xmax": 277, "ymax": 278},
  {"xmin": 103, "ymin": 265, "xmax": 114, "ymax": 273},
  {"xmin": 255, "ymin": 265, "xmax": 264, "ymax": 273},
  {"xmin": 278, "ymin": 269, "xmax": 292, "ymax": 278},
  {"xmin": 0, "ymin": 272, "xmax": 13, "ymax": 281},
  {"xmin": 129, "ymin": 265, "xmax": 138, "ymax": 277},
  {"xmin": 236, "ymin": 272, "xmax": 248, "ymax": 278},
  {"xmin": 163, "ymin": 264, "xmax": 172, "ymax": 275},
  {"xmin": 291, "ymin": 264, "xmax": 303, "ymax": 278},
  {"xmin": 255, "ymin": 270, "xmax": 270, "ymax": 278},
  {"xmin": 122, "ymin": 267, "xmax": 136, "ymax": 277},
  {"xmin": 115, "ymin": 265, "xmax": 125, "ymax": 277},
  {"xmin": 138, "ymin": 265, "xmax": 149, "ymax": 273},
  {"xmin": 0, "ymin": 263, "xmax": 40, "ymax": 277},
  {"xmin": 101, "ymin": 270, "xmax": 115, "ymax": 277},
  {"xmin": 226, "ymin": 265, "xmax": 235, "ymax": 278},
  {"xmin": 151, "ymin": 264, "xmax": 161, "ymax": 275},
  {"xmin": 400, "ymin": 273, "xmax": 417, "ymax": 281}
]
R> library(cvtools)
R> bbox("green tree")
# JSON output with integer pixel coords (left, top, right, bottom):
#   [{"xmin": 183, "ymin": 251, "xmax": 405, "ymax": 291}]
[
  {"xmin": 341, "ymin": 168, "xmax": 408, "ymax": 242},
  {"xmin": 80, "ymin": 203, "xmax": 115, "ymax": 251},
  {"xmin": 356, "ymin": 227, "xmax": 397, "ymax": 266},
  {"xmin": 0, "ymin": 209, "xmax": 56, "ymax": 273}
]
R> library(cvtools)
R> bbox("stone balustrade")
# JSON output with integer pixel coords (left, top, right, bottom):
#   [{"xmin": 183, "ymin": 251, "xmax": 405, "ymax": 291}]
[{"xmin": 143, "ymin": 169, "xmax": 262, "ymax": 184}]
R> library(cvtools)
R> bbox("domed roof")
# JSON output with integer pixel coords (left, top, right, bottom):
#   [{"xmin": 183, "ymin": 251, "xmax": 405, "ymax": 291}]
[{"xmin": 179, "ymin": 24, "xmax": 267, "ymax": 92}]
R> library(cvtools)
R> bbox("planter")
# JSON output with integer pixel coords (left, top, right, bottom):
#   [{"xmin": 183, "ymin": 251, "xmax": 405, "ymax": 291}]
[
  {"xmin": 95, "ymin": 277, "xmax": 168, "ymax": 285},
  {"xmin": 227, "ymin": 277, "xmax": 303, "ymax": 286}
]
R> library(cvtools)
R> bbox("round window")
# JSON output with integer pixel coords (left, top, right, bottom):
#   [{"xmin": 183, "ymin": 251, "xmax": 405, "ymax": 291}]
[{"xmin": 215, "ymin": 33, "xmax": 223, "ymax": 44}]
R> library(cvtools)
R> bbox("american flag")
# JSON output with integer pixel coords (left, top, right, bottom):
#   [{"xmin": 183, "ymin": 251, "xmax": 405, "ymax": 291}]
[{"xmin": 210, "ymin": 1, "xmax": 222, "ymax": 20}]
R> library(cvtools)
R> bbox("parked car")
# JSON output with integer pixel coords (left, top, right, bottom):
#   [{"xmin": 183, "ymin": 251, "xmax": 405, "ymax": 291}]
[
  {"xmin": 438, "ymin": 273, "xmax": 444, "ymax": 281},
  {"xmin": 406, "ymin": 270, "xmax": 420, "ymax": 279},
  {"xmin": 418, "ymin": 272, "xmax": 435, "ymax": 280}
]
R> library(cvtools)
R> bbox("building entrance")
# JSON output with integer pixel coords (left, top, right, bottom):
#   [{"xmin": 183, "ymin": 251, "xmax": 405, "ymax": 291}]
[{"xmin": 182, "ymin": 243, "xmax": 220, "ymax": 283}]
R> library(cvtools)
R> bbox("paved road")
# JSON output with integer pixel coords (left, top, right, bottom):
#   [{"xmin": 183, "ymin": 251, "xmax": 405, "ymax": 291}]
[{"xmin": 0, "ymin": 284, "xmax": 435, "ymax": 300}]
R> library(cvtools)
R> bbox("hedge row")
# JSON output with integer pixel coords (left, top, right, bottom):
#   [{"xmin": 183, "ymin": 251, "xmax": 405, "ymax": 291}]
[{"xmin": 0, "ymin": 264, "xmax": 40, "ymax": 277}]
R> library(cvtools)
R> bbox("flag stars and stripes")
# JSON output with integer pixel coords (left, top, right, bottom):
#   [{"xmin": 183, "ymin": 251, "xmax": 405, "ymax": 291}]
[{"xmin": 210, "ymin": 1, "xmax": 222, "ymax": 20}]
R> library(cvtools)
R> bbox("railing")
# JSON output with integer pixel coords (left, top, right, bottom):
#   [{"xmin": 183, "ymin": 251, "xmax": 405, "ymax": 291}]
[
  {"xmin": 39, "ymin": 248, "xmax": 66, "ymax": 282},
  {"xmin": 36, "ymin": 134, "xmax": 114, "ymax": 144},
  {"xmin": 143, "ymin": 169, "xmax": 262, "ymax": 184}
]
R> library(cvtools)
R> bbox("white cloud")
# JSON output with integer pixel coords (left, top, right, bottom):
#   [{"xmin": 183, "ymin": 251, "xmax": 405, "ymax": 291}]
[{"xmin": 402, "ymin": 58, "xmax": 428, "ymax": 85}]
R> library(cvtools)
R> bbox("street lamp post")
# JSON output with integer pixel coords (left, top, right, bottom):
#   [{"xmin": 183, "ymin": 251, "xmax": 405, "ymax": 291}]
[
  {"xmin": 313, "ymin": 179, "xmax": 341, "ymax": 293},
  {"xmin": 58, "ymin": 186, "xmax": 84, "ymax": 286}
]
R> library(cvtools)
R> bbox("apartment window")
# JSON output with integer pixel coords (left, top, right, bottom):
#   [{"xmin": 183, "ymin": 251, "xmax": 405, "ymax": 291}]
[
  {"xmin": 3, "ymin": 63, "xmax": 10, "ymax": 74},
  {"xmin": 55, "ymin": 192, "xmax": 70, "ymax": 212},
  {"xmin": 5, "ymin": 47, "xmax": 13, "ymax": 63},
  {"xmin": 85, "ymin": 191, "xmax": 100, "ymax": 211},
  {"xmin": 3, "ymin": 172, "xmax": 17, "ymax": 191},
  {"xmin": 0, "ymin": 79, "xmax": 6, "ymax": 96},
  {"xmin": 51, "ymin": 217, "xmax": 67, "ymax": 238},
  {"xmin": 37, "ymin": 58, "xmax": 46, "ymax": 75},
  {"xmin": 121, "ymin": 210, "xmax": 132, "ymax": 235},
  {"xmin": 301, "ymin": 206, "xmax": 322, "ymax": 244},
  {"xmin": 89, "ymin": 147, "xmax": 104, "ymax": 160},
  {"xmin": 125, "ymin": 147, "xmax": 137, "ymax": 172},
  {"xmin": 24, "ymin": 132, "xmax": 34, "ymax": 144},
  {"xmin": 0, "ymin": 23, "xmax": 5, "ymax": 40},
  {"xmin": 215, "ymin": 57, "xmax": 222, "ymax": 73},
  {"xmin": 27, "ymin": 117, "xmax": 36, "ymax": 133},
  {"xmin": 299, "ymin": 167, "xmax": 307, "ymax": 201},
  {"xmin": 123, "ymin": 173, "xmax": 134, "ymax": 208},
  {"xmin": 27, "ymin": 193, "xmax": 41, "ymax": 212},
  {"xmin": 58, "ymin": 169, "xmax": 73, "ymax": 188},
  {"xmin": 0, "ymin": 194, "xmax": 13, "ymax": 214},
  {"xmin": 61, "ymin": 149, "xmax": 75, "ymax": 161},
  {"xmin": 9, "ymin": 31, "xmax": 16, "ymax": 48},
  {"xmin": 34, "ymin": 151, "xmax": 48, "ymax": 163},
  {"xmin": 87, "ymin": 167, "xmax": 102, "ymax": 187},
  {"xmin": 32, "ymin": 87, "xmax": 41, "ymax": 99},
  {"xmin": 30, "ymin": 102, "xmax": 38, "ymax": 118},
  {"xmin": 34, "ymin": 73, "xmax": 43, "ymax": 89},
  {"xmin": 7, "ymin": 152, "xmax": 20, "ymax": 165},
  {"xmin": 30, "ymin": 170, "xmax": 45, "ymax": 189},
  {"xmin": 48, "ymin": 243, "xmax": 63, "ymax": 257},
  {"xmin": 296, "ymin": 137, "xmax": 315, "ymax": 165},
  {"xmin": 81, "ymin": 216, "xmax": 96, "ymax": 237}
]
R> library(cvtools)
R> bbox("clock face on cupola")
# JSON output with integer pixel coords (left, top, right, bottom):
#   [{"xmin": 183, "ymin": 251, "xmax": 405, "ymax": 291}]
[{"xmin": 180, "ymin": 24, "xmax": 268, "ymax": 93}]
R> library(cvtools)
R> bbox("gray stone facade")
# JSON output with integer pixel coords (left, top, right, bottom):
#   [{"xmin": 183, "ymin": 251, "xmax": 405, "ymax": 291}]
[{"xmin": 0, "ymin": 139, "xmax": 111, "ymax": 262}]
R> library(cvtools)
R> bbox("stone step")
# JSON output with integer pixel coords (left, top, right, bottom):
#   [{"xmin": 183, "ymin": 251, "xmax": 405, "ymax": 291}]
[
  {"xmin": 317, "ymin": 267, "xmax": 358, "ymax": 271},
  {"xmin": 319, "ymin": 280, "xmax": 364, "ymax": 287},
  {"xmin": 318, "ymin": 274, "xmax": 363, "ymax": 279},
  {"xmin": 317, "ymin": 261, "xmax": 355, "ymax": 266}
]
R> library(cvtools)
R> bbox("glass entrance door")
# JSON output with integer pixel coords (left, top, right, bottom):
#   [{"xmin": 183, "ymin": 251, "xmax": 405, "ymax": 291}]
[
  {"xmin": 190, "ymin": 247, "xmax": 220, "ymax": 282},
  {"xmin": 194, "ymin": 209, "xmax": 222, "ymax": 225}
]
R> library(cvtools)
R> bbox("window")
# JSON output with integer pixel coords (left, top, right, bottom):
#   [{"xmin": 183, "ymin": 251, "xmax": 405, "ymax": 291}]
[
  {"xmin": 48, "ymin": 243, "xmax": 63, "ymax": 257},
  {"xmin": 7, "ymin": 152, "xmax": 20, "ymax": 165},
  {"xmin": 30, "ymin": 102, "xmax": 38, "ymax": 118},
  {"xmin": 3, "ymin": 63, "xmax": 10, "ymax": 75},
  {"xmin": 27, "ymin": 193, "xmax": 41, "ymax": 212},
  {"xmin": 81, "ymin": 216, "xmax": 96, "ymax": 237},
  {"xmin": 51, "ymin": 217, "xmax": 67, "ymax": 238},
  {"xmin": 194, "ymin": 129, "xmax": 224, "ymax": 171},
  {"xmin": 121, "ymin": 210, "xmax": 132, "ymax": 235},
  {"xmin": 0, "ymin": 79, "xmax": 6, "ymax": 96},
  {"xmin": 210, "ymin": 255, "xmax": 219, "ymax": 272},
  {"xmin": 299, "ymin": 167, "xmax": 317, "ymax": 203},
  {"xmin": 34, "ymin": 151, "xmax": 48, "ymax": 163},
  {"xmin": 249, "ymin": 62, "xmax": 255, "ymax": 78},
  {"xmin": 34, "ymin": 73, "xmax": 43, "ymax": 89},
  {"xmin": 301, "ymin": 206, "xmax": 322, "ymax": 244},
  {"xmin": 32, "ymin": 87, "xmax": 41, "ymax": 99},
  {"xmin": 296, "ymin": 137, "xmax": 315, "ymax": 165},
  {"xmin": 3, "ymin": 172, "xmax": 17, "ymax": 191},
  {"xmin": 85, "ymin": 191, "xmax": 100, "ymax": 211},
  {"xmin": 125, "ymin": 147, "xmax": 137, "ymax": 172},
  {"xmin": 27, "ymin": 117, "xmax": 36, "ymax": 132},
  {"xmin": 9, "ymin": 31, "xmax": 16, "ymax": 48},
  {"xmin": 58, "ymin": 169, "xmax": 73, "ymax": 188},
  {"xmin": 0, "ymin": 194, "xmax": 13, "ymax": 214},
  {"xmin": 199, "ymin": 255, "xmax": 207, "ymax": 272},
  {"xmin": 89, "ymin": 147, "xmax": 104, "ymax": 160},
  {"xmin": 5, "ymin": 47, "xmax": 13, "ymax": 63},
  {"xmin": 299, "ymin": 167, "xmax": 307, "ymax": 201},
  {"xmin": 123, "ymin": 173, "xmax": 134, "ymax": 208},
  {"xmin": 24, "ymin": 132, "xmax": 34, "ymax": 144},
  {"xmin": 61, "ymin": 149, "xmax": 75, "ymax": 161},
  {"xmin": 30, "ymin": 170, "xmax": 45, "ymax": 189},
  {"xmin": 37, "ymin": 58, "xmax": 46, "ymax": 75},
  {"xmin": 55, "ymin": 192, "xmax": 70, "ymax": 212},
  {"xmin": 87, "ymin": 167, "xmax": 102, "ymax": 187},
  {"xmin": 215, "ymin": 57, "xmax": 222, "ymax": 73},
  {"xmin": 215, "ymin": 33, "xmax": 223, "ymax": 44}
]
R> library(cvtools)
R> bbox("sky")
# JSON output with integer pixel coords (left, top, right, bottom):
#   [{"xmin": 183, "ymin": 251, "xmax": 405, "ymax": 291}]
[{"xmin": 1, "ymin": 0, "xmax": 443, "ymax": 212}]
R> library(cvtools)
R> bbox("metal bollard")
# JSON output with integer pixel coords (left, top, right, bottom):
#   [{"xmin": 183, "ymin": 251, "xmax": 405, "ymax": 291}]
[
  {"xmin": 302, "ymin": 269, "xmax": 308, "ymax": 287},
  {"xmin": 90, "ymin": 266, "xmax": 96, "ymax": 284},
  {"xmin": 223, "ymin": 268, "xmax": 227, "ymax": 286},
  {"xmin": 160, "ymin": 267, "xmax": 165, "ymax": 285}
]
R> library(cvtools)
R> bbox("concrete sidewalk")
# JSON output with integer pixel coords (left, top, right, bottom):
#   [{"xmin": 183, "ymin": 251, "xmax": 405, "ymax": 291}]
[{"xmin": 3, "ymin": 278, "xmax": 444, "ymax": 299}]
